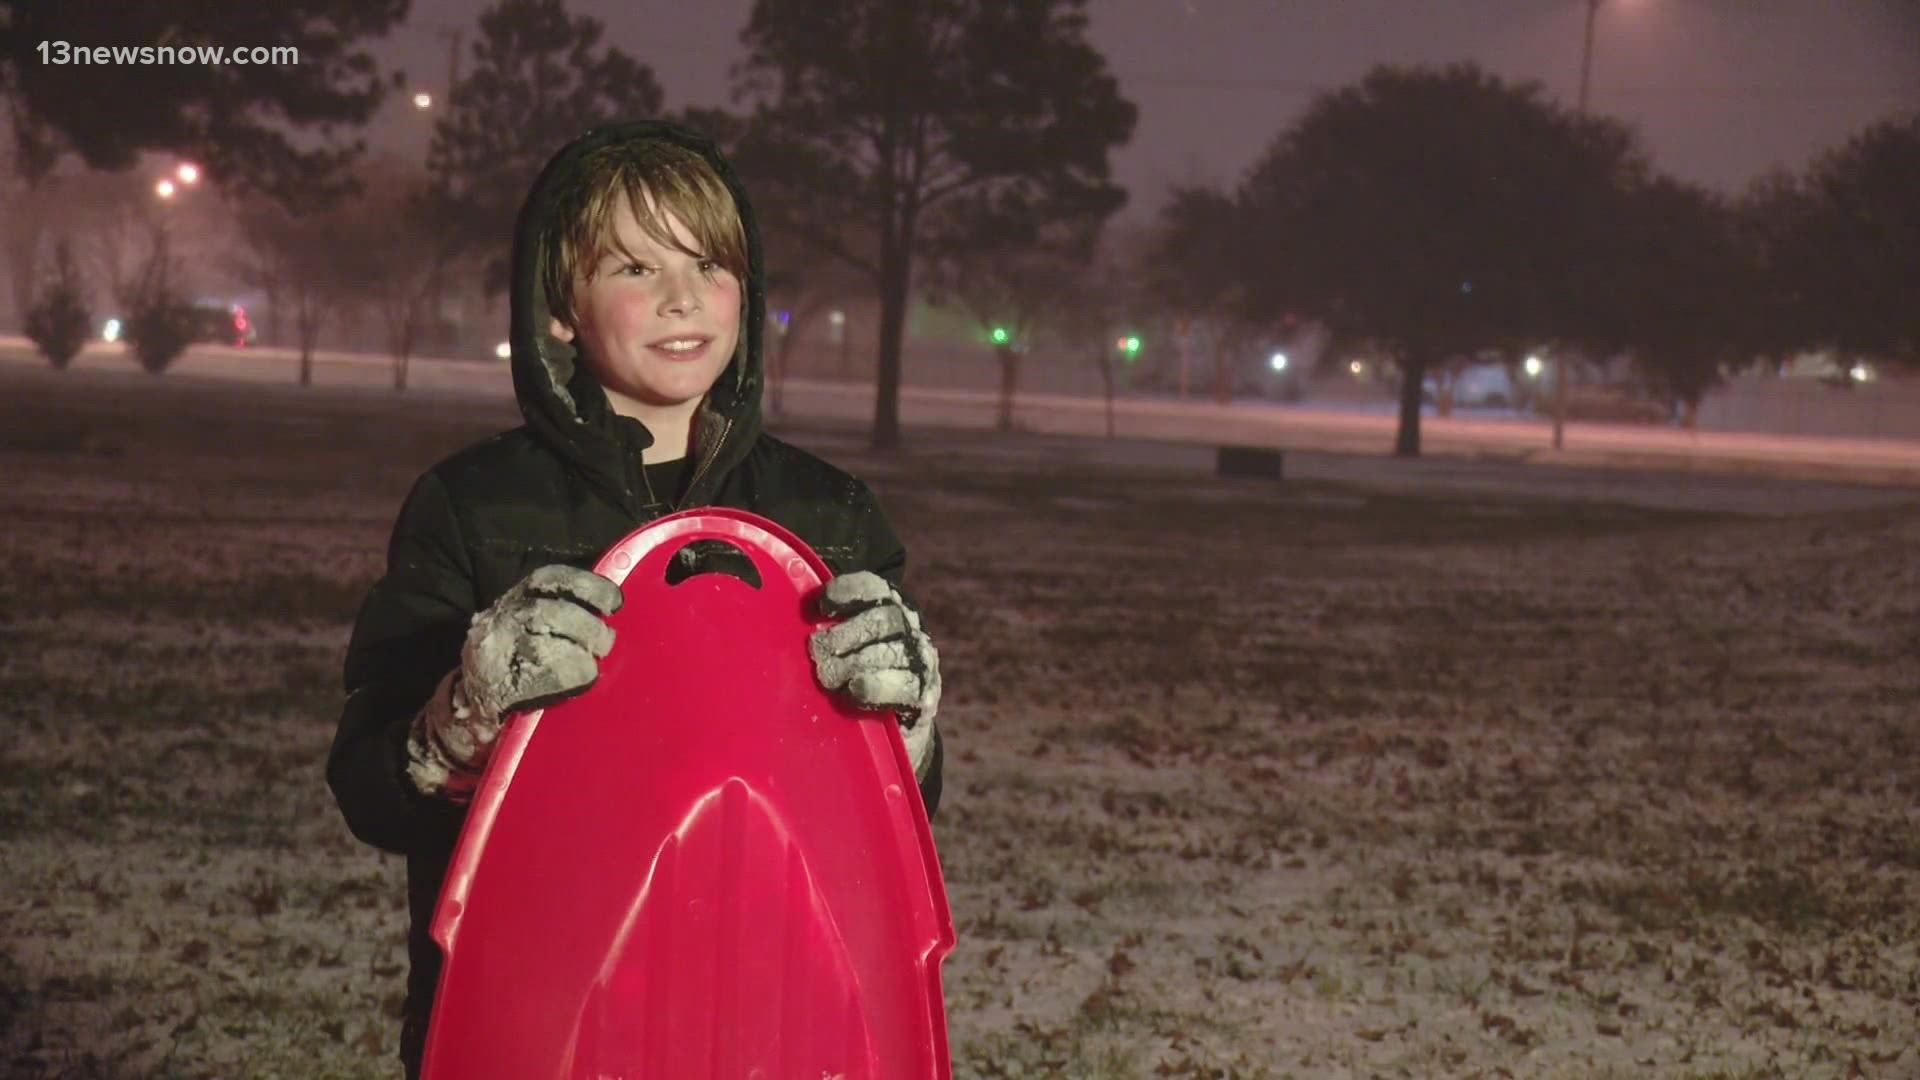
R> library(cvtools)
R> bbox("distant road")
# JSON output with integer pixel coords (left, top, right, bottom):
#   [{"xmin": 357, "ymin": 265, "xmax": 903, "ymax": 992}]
[{"xmin": 5, "ymin": 336, "xmax": 1918, "ymax": 487}]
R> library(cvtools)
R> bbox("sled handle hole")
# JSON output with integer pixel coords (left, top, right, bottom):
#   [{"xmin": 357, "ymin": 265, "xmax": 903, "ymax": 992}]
[{"xmin": 663, "ymin": 538, "xmax": 763, "ymax": 589}]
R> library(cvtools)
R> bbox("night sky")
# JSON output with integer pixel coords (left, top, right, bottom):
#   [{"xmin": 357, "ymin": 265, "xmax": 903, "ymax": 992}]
[{"xmin": 367, "ymin": 0, "xmax": 1920, "ymax": 222}]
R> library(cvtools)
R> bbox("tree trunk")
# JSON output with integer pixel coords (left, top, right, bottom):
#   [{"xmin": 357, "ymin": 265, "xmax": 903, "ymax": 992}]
[
  {"xmin": 770, "ymin": 322, "xmax": 799, "ymax": 418},
  {"xmin": 297, "ymin": 294, "xmax": 320, "ymax": 387},
  {"xmin": 1093, "ymin": 341, "xmax": 1116, "ymax": 439},
  {"xmin": 1436, "ymin": 365, "xmax": 1456, "ymax": 417},
  {"xmin": 1175, "ymin": 316, "xmax": 1191, "ymax": 399},
  {"xmin": 1213, "ymin": 332, "xmax": 1232, "ymax": 405},
  {"xmin": 874, "ymin": 268, "xmax": 908, "ymax": 450},
  {"xmin": 389, "ymin": 312, "xmax": 409, "ymax": 391},
  {"xmin": 869, "ymin": 114, "xmax": 919, "ymax": 451},
  {"xmin": 872, "ymin": 206, "xmax": 915, "ymax": 451},
  {"xmin": 995, "ymin": 345, "xmax": 1018, "ymax": 432},
  {"xmin": 1682, "ymin": 398, "xmax": 1699, "ymax": 431},
  {"xmin": 1395, "ymin": 348, "xmax": 1428, "ymax": 458}
]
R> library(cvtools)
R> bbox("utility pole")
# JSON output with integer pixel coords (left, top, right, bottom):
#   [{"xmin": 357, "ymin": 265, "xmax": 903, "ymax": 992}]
[
  {"xmin": 1553, "ymin": 0, "xmax": 1600, "ymax": 452},
  {"xmin": 426, "ymin": 26, "xmax": 463, "ymax": 345},
  {"xmin": 435, "ymin": 27, "xmax": 463, "ymax": 163}
]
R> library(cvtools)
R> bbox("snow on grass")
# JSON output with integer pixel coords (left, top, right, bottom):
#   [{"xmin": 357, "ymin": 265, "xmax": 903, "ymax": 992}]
[{"xmin": 3, "ymin": 365, "xmax": 1917, "ymax": 1078}]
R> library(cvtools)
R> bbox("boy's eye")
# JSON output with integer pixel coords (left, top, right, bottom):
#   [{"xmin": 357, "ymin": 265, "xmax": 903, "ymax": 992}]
[{"xmin": 622, "ymin": 263, "xmax": 657, "ymax": 277}]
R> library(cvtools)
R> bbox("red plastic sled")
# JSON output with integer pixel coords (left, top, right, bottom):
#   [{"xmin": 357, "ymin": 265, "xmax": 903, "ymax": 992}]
[{"xmin": 420, "ymin": 508, "xmax": 954, "ymax": 1079}]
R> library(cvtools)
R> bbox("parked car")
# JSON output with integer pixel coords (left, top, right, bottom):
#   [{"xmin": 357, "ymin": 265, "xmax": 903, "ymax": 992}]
[
  {"xmin": 187, "ymin": 304, "xmax": 257, "ymax": 347},
  {"xmin": 1565, "ymin": 384, "xmax": 1672, "ymax": 425}
]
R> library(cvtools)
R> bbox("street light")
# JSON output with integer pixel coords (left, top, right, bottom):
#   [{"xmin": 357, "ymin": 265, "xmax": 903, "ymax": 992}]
[
  {"xmin": 176, "ymin": 163, "xmax": 200, "ymax": 185},
  {"xmin": 155, "ymin": 178, "xmax": 177, "ymax": 199},
  {"xmin": 413, "ymin": 91, "xmax": 433, "ymax": 110},
  {"xmin": 1525, "ymin": 355, "xmax": 1544, "ymax": 378},
  {"xmin": 1269, "ymin": 351, "xmax": 1289, "ymax": 373},
  {"xmin": 829, "ymin": 309, "xmax": 850, "ymax": 371}
]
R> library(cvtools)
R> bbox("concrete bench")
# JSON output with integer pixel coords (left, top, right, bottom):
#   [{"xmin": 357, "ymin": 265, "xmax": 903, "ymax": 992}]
[{"xmin": 1216, "ymin": 445, "xmax": 1284, "ymax": 480}]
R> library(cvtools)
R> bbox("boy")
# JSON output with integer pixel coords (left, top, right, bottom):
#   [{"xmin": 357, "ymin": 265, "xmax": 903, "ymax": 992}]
[{"xmin": 324, "ymin": 121, "xmax": 944, "ymax": 1078}]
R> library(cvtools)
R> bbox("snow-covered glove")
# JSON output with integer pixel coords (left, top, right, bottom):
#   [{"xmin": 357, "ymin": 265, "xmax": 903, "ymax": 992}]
[
  {"xmin": 406, "ymin": 564, "xmax": 623, "ymax": 800},
  {"xmin": 809, "ymin": 571, "xmax": 941, "ymax": 781}
]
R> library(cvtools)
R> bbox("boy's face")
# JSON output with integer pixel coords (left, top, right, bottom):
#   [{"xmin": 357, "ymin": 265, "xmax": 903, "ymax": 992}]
[{"xmin": 549, "ymin": 193, "xmax": 742, "ymax": 420}]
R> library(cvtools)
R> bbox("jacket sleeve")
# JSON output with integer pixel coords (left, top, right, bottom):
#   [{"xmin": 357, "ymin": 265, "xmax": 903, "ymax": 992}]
[
  {"xmin": 854, "ymin": 483, "xmax": 945, "ymax": 820},
  {"xmin": 326, "ymin": 471, "xmax": 476, "ymax": 855}
]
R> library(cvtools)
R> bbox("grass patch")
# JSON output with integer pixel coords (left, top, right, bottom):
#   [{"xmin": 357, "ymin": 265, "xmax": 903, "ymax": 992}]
[{"xmin": 1571, "ymin": 865, "xmax": 1831, "ymax": 934}]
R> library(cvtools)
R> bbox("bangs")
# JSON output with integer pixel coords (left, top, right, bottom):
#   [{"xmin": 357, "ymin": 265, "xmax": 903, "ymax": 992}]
[
  {"xmin": 591, "ymin": 169, "xmax": 747, "ymax": 280},
  {"xmin": 544, "ymin": 138, "xmax": 750, "ymax": 328}
]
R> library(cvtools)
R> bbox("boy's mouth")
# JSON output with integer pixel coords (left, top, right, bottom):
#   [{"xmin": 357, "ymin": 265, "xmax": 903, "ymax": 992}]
[{"xmin": 648, "ymin": 336, "xmax": 712, "ymax": 359}]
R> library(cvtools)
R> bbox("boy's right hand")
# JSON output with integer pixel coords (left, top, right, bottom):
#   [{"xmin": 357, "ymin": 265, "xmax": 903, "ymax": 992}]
[{"xmin": 406, "ymin": 564, "xmax": 623, "ymax": 800}]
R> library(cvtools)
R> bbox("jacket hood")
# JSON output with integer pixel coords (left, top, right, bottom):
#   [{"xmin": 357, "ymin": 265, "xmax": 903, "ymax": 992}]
[{"xmin": 506, "ymin": 120, "xmax": 766, "ymax": 512}]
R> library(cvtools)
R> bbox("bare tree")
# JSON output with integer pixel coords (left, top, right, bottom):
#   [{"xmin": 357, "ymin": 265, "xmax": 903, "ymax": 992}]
[
  {"xmin": 925, "ymin": 224, "xmax": 1098, "ymax": 433},
  {"xmin": 761, "ymin": 222, "xmax": 875, "ymax": 417},
  {"xmin": 344, "ymin": 158, "xmax": 458, "ymax": 390},
  {"xmin": 232, "ymin": 197, "xmax": 364, "ymax": 385}
]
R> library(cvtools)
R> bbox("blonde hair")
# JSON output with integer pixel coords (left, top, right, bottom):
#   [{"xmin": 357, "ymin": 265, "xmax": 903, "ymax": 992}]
[{"xmin": 542, "ymin": 137, "xmax": 750, "ymax": 329}]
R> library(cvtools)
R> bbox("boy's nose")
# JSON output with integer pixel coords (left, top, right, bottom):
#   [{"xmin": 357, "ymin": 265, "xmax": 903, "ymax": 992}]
[{"xmin": 657, "ymin": 276, "xmax": 702, "ymax": 316}]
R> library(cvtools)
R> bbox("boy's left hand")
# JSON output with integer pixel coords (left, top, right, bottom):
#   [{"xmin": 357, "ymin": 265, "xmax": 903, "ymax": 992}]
[{"xmin": 810, "ymin": 572, "xmax": 941, "ymax": 780}]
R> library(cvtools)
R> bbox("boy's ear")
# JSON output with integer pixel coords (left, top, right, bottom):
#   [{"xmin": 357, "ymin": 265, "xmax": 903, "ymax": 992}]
[{"xmin": 548, "ymin": 316, "xmax": 576, "ymax": 343}]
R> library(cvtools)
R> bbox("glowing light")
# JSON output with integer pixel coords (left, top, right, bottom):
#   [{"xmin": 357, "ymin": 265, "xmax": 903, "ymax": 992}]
[
  {"xmin": 495, "ymin": 341, "xmax": 511, "ymax": 360},
  {"xmin": 1349, "ymin": 360, "xmax": 1365, "ymax": 376},
  {"xmin": 176, "ymin": 163, "xmax": 200, "ymax": 185},
  {"xmin": 1849, "ymin": 363, "xmax": 1872, "ymax": 383},
  {"xmin": 103, "ymin": 318, "xmax": 122, "ymax": 342},
  {"xmin": 413, "ymin": 92, "xmax": 433, "ymax": 110},
  {"xmin": 1524, "ymin": 355, "xmax": 1544, "ymax": 378},
  {"xmin": 155, "ymin": 179, "xmax": 176, "ymax": 199},
  {"xmin": 1269, "ymin": 351, "xmax": 1289, "ymax": 373},
  {"xmin": 991, "ymin": 326, "xmax": 1010, "ymax": 345},
  {"xmin": 828, "ymin": 310, "xmax": 845, "ymax": 326}
]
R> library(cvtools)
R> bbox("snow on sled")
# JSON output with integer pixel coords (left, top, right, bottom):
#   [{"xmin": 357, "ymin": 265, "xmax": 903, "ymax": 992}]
[{"xmin": 419, "ymin": 508, "xmax": 954, "ymax": 1079}]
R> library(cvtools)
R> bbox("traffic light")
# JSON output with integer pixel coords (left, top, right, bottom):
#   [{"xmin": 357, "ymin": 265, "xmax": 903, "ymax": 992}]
[
  {"xmin": 990, "ymin": 325, "xmax": 1010, "ymax": 345},
  {"xmin": 1114, "ymin": 334, "xmax": 1142, "ymax": 363}
]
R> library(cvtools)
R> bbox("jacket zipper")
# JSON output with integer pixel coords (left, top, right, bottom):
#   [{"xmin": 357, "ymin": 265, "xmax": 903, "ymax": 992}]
[{"xmin": 674, "ymin": 417, "xmax": 733, "ymax": 511}]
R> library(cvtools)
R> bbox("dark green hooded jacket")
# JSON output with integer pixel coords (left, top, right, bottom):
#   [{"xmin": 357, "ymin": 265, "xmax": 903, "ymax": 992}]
[{"xmin": 324, "ymin": 121, "xmax": 942, "ymax": 1074}]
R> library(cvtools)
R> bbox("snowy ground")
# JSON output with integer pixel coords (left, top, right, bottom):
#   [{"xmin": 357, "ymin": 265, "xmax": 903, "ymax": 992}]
[{"xmin": 3, "ymin": 364, "xmax": 1918, "ymax": 1079}]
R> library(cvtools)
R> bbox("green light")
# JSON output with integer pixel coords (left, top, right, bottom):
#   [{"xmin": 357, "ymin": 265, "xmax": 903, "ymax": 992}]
[
  {"xmin": 990, "ymin": 326, "xmax": 1009, "ymax": 345},
  {"xmin": 1123, "ymin": 335, "xmax": 1141, "ymax": 354}
]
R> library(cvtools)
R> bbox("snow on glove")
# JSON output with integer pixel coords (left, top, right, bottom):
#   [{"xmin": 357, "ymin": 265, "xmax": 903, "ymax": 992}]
[
  {"xmin": 809, "ymin": 571, "xmax": 941, "ymax": 781},
  {"xmin": 406, "ymin": 564, "xmax": 623, "ymax": 800}
]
